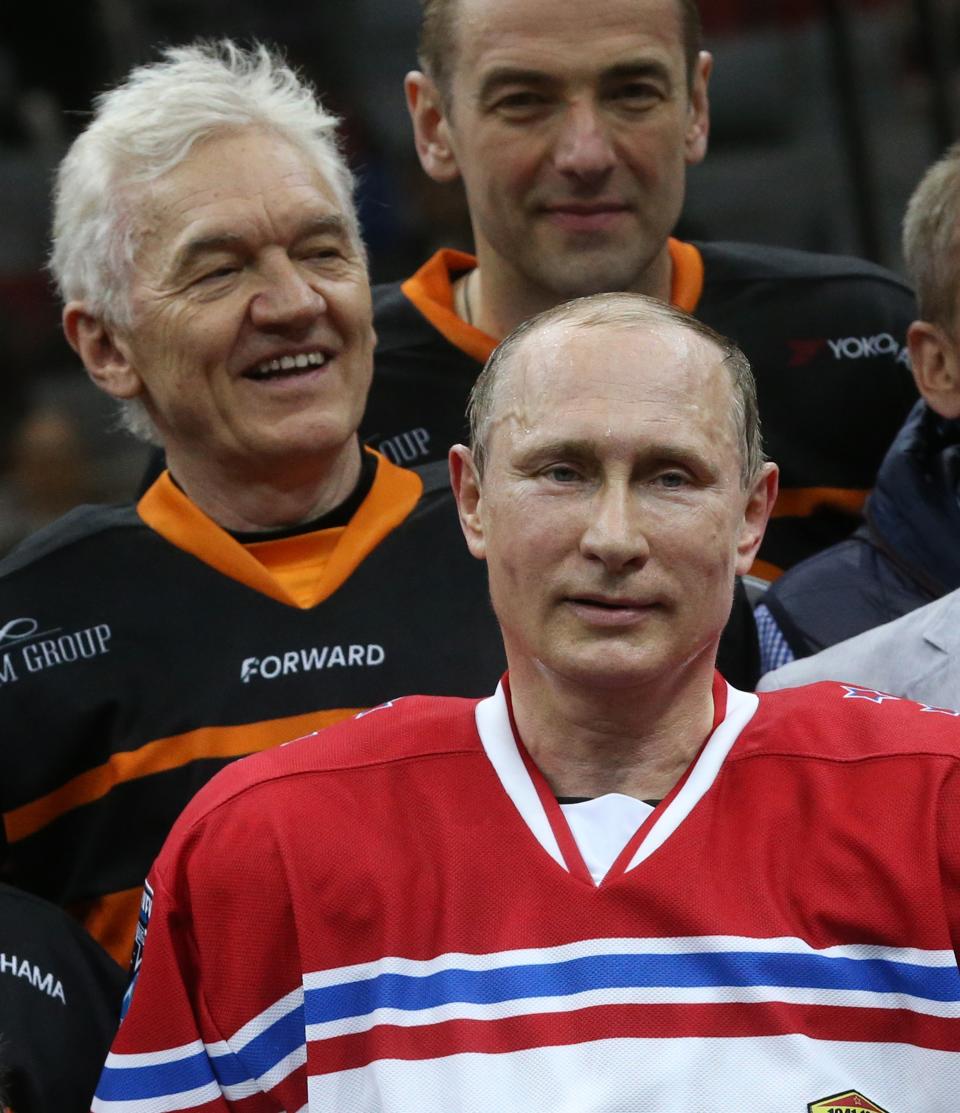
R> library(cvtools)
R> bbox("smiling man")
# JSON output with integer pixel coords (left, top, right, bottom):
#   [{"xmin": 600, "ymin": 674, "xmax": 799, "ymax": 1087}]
[
  {"xmin": 361, "ymin": 0, "xmax": 917, "ymax": 577},
  {"xmin": 0, "ymin": 41, "xmax": 504, "ymax": 968},
  {"xmin": 99, "ymin": 296, "xmax": 960, "ymax": 1111}
]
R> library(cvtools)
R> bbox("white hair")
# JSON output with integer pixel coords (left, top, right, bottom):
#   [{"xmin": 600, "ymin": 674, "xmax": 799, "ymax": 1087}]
[{"xmin": 49, "ymin": 40, "xmax": 360, "ymax": 442}]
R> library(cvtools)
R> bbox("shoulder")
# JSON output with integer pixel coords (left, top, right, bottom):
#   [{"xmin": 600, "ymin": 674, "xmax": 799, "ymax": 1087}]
[
  {"xmin": 748, "ymin": 681, "xmax": 960, "ymax": 760},
  {"xmin": 0, "ymin": 503, "xmax": 141, "ymax": 578},
  {"xmin": 371, "ymin": 277, "xmax": 410, "ymax": 323},
  {"xmin": 371, "ymin": 278, "xmax": 438, "ymax": 356},
  {"xmin": 0, "ymin": 882, "xmax": 124, "ymax": 983},
  {"xmin": 162, "ymin": 693, "xmax": 484, "ymax": 839},
  {"xmin": 760, "ymin": 532, "xmax": 900, "ymax": 654},
  {"xmin": 760, "ymin": 591, "xmax": 960, "ymax": 693},
  {"xmin": 410, "ymin": 459, "xmax": 459, "ymax": 500},
  {"xmin": 696, "ymin": 240, "xmax": 913, "ymax": 294}
]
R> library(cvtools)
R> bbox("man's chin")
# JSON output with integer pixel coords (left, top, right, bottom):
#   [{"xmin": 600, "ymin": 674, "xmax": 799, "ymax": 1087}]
[
  {"xmin": 538, "ymin": 650, "xmax": 672, "ymax": 694},
  {"xmin": 526, "ymin": 254, "xmax": 655, "ymax": 302}
]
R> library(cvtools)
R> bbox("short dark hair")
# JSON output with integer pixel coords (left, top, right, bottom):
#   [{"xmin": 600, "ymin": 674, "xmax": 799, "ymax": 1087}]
[
  {"xmin": 419, "ymin": 0, "xmax": 702, "ymax": 99},
  {"xmin": 467, "ymin": 291, "xmax": 764, "ymax": 488}
]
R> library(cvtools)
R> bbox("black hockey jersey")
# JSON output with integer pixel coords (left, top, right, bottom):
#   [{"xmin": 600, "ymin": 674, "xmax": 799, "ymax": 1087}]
[
  {"xmin": 361, "ymin": 242, "xmax": 917, "ymax": 575},
  {"xmin": 0, "ymin": 452, "xmax": 506, "ymax": 964}
]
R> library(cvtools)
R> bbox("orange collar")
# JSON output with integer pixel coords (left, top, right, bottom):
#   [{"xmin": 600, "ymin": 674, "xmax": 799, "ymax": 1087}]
[
  {"xmin": 136, "ymin": 451, "xmax": 423, "ymax": 608},
  {"xmin": 400, "ymin": 239, "xmax": 705, "ymax": 360}
]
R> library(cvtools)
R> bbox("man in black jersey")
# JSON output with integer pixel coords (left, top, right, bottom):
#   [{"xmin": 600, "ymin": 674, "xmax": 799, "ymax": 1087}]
[
  {"xmin": 0, "ymin": 884, "xmax": 126, "ymax": 1113},
  {"xmin": 361, "ymin": 0, "xmax": 917, "ymax": 576},
  {"xmin": 0, "ymin": 40, "xmax": 506, "ymax": 968}
]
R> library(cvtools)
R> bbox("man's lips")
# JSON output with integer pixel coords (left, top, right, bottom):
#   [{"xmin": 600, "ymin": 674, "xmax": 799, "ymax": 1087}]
[
  {"xmin": 565, "ymin": 594, "xmax": 660, "ymax": 626},
  {"xmin": 241, "ymin": 347, "xmax": 335, "ymax": 382},
  {"xmin": 540, "ymin": 202, "xmax": 631, "ymax": 232}
]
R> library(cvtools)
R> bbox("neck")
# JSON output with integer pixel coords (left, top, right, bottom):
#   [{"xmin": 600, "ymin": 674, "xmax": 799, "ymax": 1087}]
[
  {"xmin": 466, "ymin": 243, "xmax": 675, "ymax": 341},
  {"xmin": 507, "ymin": 652, "xmax": 717, "ymax": 802},
  {"xmin": 164, "ymin": 438, "xmax": 364, "ymax": 532}
]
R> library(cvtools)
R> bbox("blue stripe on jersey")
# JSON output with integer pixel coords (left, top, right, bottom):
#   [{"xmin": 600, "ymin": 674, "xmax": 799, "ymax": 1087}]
[
  {"xmin": 220, "ymin": 999, "xmax": 305, "ymax": 1082},
  {"xmin": 304, "ymin": 950, "xmax": 960, "ymax": 1023},
  {"xmin": 96, "ymin": 1049, "xmax": 215, "ymax": 1101},
  {"xmin": 98, "ymin": 1001, "xmax": 307, "ymax": 1102}
]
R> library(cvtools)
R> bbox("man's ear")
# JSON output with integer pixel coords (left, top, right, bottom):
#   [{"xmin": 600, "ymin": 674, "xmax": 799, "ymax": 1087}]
[
  {"xmin": 684, "ymin": 51, "xmax": 712, "ymax": 167},
  {"xmin": 405, "ymin": 70, "xmax": 462, "ymax": 184},
  {"xmin": 449, "ymin": 444, "xmax": 486, "ymax": 560},
  {"xmin": 907, "ymin": 319, "xmax": 960, "ymax": 419},
  {"xmin": 735, "ymin": 461, "xmax": 779, "ymax": 576},
  {"xmin": 62, "ymin": 303, "xmax": 144, "ymax": 401}
]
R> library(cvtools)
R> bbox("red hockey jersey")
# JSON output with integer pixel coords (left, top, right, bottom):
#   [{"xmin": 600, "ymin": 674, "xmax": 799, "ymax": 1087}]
[{"xmin": 95, "ymin": 677, "xmax": 960, "ymax": 1111}]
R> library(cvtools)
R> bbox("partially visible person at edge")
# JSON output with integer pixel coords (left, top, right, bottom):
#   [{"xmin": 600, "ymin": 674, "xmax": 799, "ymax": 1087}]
[
  {"xmin": 0, "ymin": 40, "xmax": 507, "ymax": 969},
  {"xmin": 360, "ymin": 0, "xmax": 917, "ymax": 578},
  {"xmin": 0, "ymin": 884, "xmax": 126, "ymax": 1113},
  {"xmin": 95, "ymin": 295, "xmax": 960, "ymax": 1112},
  {"xmin": 756, "ymin": 141, "xmax": 960, "ymax": 676}
]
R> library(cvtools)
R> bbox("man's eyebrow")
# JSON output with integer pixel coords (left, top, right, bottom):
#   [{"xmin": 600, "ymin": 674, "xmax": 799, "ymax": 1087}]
[
  {"xmin": 477, "ymin": 67, "xmax": 557, "ymax": 101},
  {"xmin": 514, "ymin": 435, "xmax": 715, "ymax": 470},
  {"xmin": 169, "ymin": 215, "xmax": 350, "ymax": 278},
  {"xmin": 295, "ymin": 214, "xmax": 351, "ymax": 240},
  {"xmin": 478, "ymin": 58, "xmax": 674, "ymax": 102},
  {"xmin": 169, "ymin": 232, "xmax": 246, "ymax": 277},
  {"xmin": 512, "ymin": 437, "xmax": 597, "ymax": 465},
  {"xmin": 601, "ymin": 59, "xmax": 674, "ymax": 86}
]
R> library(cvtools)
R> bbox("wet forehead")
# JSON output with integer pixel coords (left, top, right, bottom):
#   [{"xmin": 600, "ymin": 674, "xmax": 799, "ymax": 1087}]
[
  {"xmin": 489, "ymin": 320, "xmax": 739, "ymax": 459},
  {"xmin": 452, "ymin": 0, "xmax": 686, "ymax": 85}
]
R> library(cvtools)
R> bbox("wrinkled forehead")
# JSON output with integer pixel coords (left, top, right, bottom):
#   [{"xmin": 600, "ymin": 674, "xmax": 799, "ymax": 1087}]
[
  {"xmin": 449, "ymin": 0, "xmax": 688, "ymax": 72},
  {"xmin": 485, "ymin": 320, "xmax": 738, "ymax": 455},
  {"xmin": 126, "ymin": 128, "xmax": 352, "ymax": 270}
]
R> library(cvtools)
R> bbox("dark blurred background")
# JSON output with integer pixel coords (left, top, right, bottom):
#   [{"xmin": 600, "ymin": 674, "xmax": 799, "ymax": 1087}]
[{"xmin": 0, "ymin": 0, "xmax": 956, "ymax": 548}]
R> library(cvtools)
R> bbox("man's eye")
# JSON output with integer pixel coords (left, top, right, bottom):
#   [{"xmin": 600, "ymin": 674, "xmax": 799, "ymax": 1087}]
[
  {"xmin": 493, "ymin": 92, "xmax": 548, "ymax": 117},
  {"xmin": 543, "ymin": 464, "xmax": 581, "ymax": 483},
  {"xmin": 611, "ymin": 83, "xmax": 662, "ymax": 108},
  {"xmin": 196, "ymin": 265, "xmax": 239, "ymax": 284},
  {"xmin": 655, "ymin": 471, "xmax": 688, "ymax": 489}
]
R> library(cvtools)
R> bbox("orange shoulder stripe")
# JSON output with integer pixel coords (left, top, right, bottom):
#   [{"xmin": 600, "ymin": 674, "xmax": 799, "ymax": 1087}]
[
  {"xmin": 4, "ymin": 707, "xmax": 360, "ymax": 845},
  {"xmin": 70, "ymin": 887, "xmax": 143, "ymax": 966}
]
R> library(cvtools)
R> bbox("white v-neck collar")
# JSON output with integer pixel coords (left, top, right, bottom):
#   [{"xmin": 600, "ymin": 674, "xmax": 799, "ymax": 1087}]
[
  {"xmin": 474, "ymin": 679, "xmax": 759, "ymax": 885},
  {"xmin": 560, "ymin": 795, "xmax": 655, "ymax": 884}
]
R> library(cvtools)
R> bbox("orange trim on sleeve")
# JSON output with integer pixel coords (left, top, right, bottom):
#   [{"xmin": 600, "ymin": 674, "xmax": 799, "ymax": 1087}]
[
  {"xmin": 401, "ymin": 249, "xmax": 497, "ymax": 364},
  {"xmin": 748, "ymin": 487, "xmax": 871, "ymax": 581},
  {"xmin": 748, "ymin": 558, "xmax": 784, "ymax": 582},
  {"xmin": 4, "ymin": 707, "xmax": 361, "ymax": 847},
  {"xmin": 137, "ymin": 451, "xmax": 423, "ymax": 608},
  {"xmin": 667, "ymin": 238, "xmax": 705, "ymax": 313},
  {"xmin": 71, "ymin": 886, "xmax": 148, "ymax": 966}
]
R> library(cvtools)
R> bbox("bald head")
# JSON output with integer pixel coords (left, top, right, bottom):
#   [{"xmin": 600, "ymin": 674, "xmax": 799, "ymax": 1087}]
[
  {"xmin": 466, "ymin": 292, "xmax": 763, "ymax": 488},
  {"xmin": 418, "ymin": 0, "xmax": 703, "ymax": 99}
]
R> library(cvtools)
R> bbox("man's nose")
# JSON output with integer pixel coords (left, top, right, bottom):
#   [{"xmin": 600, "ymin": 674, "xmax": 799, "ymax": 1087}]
[
  {"xmin": 553, "ymin": 100, "xmax": 617, "ymax": 180},
  {"xmin": 250, "ymin": 256, "xmax": 325, "ymax": 331},
  {"xmin": 579, "ymin": 483, "xmax": 650, "ymax": 570}
]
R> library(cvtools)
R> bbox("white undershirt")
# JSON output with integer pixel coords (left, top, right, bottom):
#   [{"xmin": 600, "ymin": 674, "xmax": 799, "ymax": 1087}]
[{"xmin": 559, "ymin": 795, "xmax": 655, "ymax": 884}]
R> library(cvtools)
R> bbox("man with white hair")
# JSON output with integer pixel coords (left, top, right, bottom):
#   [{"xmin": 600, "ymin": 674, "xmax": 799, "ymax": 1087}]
[
  {"xmin": 98, "ymin": 295, "xmax": 960, "ymax": 1112},
  {"xmin": 0, "ymin": 40, "xmax": 505, "ymax": 967}
]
